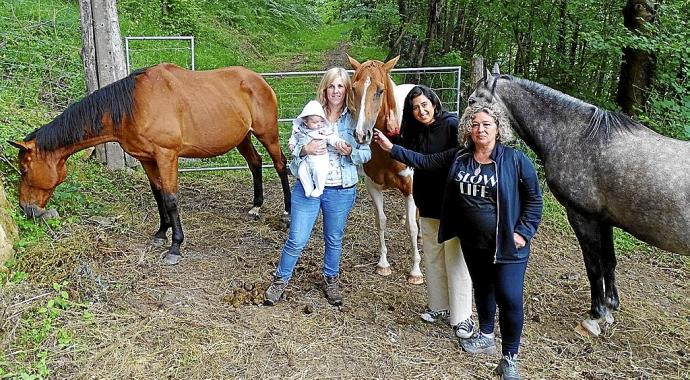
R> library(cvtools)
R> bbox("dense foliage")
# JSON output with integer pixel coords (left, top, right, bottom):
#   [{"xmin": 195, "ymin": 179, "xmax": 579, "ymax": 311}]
[
  {"xmin": 1, "ymin": 2, "xmax": 683, "ymax": 377},
  {"xmin": 341, "ymin": 0, "xmax": 689, "ymax": 139}
]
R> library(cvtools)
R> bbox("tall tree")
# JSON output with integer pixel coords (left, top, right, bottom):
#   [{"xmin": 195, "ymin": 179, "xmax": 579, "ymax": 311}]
[
  {"xmin": 386, "ymin": 0, "xmax": 411, "ymax": 61},
  {"xmin": 79, "ymin": 0, "xmax": 135, "ymax": 169},
  {"xmin": 416, "ymin": 0, "xmax": 442, "ymax": 66},
  {"xmin": 616, "ymin": 0, "xmax": 657, "ymax": 115}
]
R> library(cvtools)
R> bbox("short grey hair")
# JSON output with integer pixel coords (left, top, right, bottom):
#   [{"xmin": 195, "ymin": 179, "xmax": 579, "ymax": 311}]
[{"xmin": 458, "ymin": 103, "xmax": 513, "ymax": 147}]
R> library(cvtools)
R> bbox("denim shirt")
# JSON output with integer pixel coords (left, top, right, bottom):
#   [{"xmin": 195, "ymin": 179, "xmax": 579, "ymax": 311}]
[{"xmin": 289, "ymin": 109, "xmax": 371, "ymax": 188}]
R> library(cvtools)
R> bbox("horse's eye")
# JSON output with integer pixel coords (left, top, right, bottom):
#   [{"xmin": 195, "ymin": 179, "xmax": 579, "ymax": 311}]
[{"xmin": 374, "ymin": 89, "xmax": 383, "ymax": 99}]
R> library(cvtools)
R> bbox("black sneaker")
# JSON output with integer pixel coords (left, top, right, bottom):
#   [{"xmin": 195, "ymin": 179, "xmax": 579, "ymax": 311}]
[
  {"xmin": 494, "ymin": 354, "xmax": 520, "ymax": 380},
  {"xmin": 321, "ymin": 275, "xmax": 343, "ymax": 306},
  {"xmin": 264, "ymin": 277, "xmax": 288, "ymax": 306},
  {"xmin": 420, "ymin": 308, "xmax": 450, "ymax": 323},
  {"xmin": 453, "ymin": 317, "xmax": 475, "ymax": 339},
  {"xmin": 459, "ymin": 332, "xmax": 497, "ymax": 355}
]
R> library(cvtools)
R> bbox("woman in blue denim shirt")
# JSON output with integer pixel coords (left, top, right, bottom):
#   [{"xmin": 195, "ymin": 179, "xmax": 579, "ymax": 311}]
[{"xmin": 265, "ymin": 67, "xmax": 371, "ymax": 307}]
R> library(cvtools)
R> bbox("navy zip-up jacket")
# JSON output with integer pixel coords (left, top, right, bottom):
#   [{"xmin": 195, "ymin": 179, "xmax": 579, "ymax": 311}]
[
  {"xmin": 398, "ymin": 111, "xmax": 458, "ymax": 219},
  {"xmin": 390, "ymin": 143, "xmax": 543, "ymax": 263}
]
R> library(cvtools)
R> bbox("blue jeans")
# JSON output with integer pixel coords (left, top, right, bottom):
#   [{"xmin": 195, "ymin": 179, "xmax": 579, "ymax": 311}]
[
  {"xmin": 275, "ymin": 181, "xmax": 357, "ymax": 280},
  {"xmin": 461, "ymin": 244, "xmax": 528, "ymax": 356}
]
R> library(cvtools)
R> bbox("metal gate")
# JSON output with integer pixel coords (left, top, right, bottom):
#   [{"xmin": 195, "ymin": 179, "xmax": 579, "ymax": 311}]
[{"xmin": 178, "ymin": 66, "xmax": 463, "ymax": 172}]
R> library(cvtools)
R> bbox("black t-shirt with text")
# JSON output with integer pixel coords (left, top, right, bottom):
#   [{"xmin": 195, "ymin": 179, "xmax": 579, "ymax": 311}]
[{"xmin": 452, "ymin": 161, "xmax": 497, "ymax": 249}]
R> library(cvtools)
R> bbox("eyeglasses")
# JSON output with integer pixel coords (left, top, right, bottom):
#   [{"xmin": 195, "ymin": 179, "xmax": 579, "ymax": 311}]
[{"xmin": 471, "ymin": 123, "xmax": 496, "ymax": 129}]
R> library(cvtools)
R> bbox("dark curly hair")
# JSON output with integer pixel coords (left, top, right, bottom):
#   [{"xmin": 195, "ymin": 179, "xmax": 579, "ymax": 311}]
[{"xmin": 400, "ymin": 85, "xmax": 446, "ymax": 148}]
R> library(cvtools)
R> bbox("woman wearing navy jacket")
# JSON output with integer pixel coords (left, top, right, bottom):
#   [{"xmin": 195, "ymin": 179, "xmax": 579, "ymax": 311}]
[{"xmin": 374, "ymin": 102, "xmax": 543, "ymax": 380}]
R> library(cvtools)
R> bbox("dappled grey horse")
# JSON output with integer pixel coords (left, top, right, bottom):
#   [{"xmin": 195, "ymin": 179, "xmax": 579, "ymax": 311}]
[{"xmin": 469, "ymin": 66, "xmax": 690, "ymax": 336}]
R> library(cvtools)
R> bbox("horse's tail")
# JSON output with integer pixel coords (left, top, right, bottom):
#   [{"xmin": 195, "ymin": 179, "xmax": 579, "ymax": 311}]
[{"xmin": 239, "ymin": 70, "xmax": 279, "ymax": 140}]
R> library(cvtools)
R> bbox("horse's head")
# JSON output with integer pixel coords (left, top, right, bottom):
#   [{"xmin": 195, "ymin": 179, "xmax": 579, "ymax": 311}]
[
  {"xmin": 8, "ymin": 140, "xmax": 64, "ymax": 219},
  {"xmin": 347, "ymin": 55, "xmax": 400, "ymax": 144},
  {"xmin": 468, "ymin": 63, "xmax": 503, "ymax": 107}
]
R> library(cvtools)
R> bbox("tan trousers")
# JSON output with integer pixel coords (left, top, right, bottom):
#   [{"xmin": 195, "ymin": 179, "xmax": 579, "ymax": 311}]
[{"xmin": 420, "ymin": 217, "xmax": 473, "ymax": 326}]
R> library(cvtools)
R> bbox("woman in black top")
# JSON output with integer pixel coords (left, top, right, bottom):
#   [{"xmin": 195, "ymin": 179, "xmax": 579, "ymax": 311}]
[
  {"xmin": 391, "ymin": 86, "xmax": 475, "ymax": 339},
  {"xmin": 375, "ymin": 102, "xmax": 543, "ymax": 380}
]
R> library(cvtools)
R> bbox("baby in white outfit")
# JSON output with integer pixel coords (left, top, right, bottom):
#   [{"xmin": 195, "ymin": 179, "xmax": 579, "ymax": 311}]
[{"xmin": 288, "ymin": 100, "xmax": 345, "ymax": 197}]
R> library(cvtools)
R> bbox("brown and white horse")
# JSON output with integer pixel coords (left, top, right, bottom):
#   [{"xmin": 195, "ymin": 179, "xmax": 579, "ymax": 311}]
[{"xmin": 347, "ymin": 55, "xmax": 422, "ymax": 284}]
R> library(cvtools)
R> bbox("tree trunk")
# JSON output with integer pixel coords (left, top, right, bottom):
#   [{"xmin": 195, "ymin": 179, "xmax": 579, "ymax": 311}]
[
  {"xmin": 616, "ymin": 0, "xmax": 657, "ymax": 115},
  {"xmin": 471, "ymin": 56, "xmax": 485, "ymax": 86},
  {"xmin": 417, "ymin": 0, "xmax": 442, "ymax": 66},
  {"xmin": 386, "ymin": 0, "xmax": 410, "ymax": 61},
  {"xmin": 79, "ymin": 0, "xmax": 136, "ymax": 169},
  {"xmin": 442, "ymin": 0, "xmax": 460, "ymax": 53},
  {"xmin": 79, "ymin": 0, "xmax": 103, "ymax": 161}
]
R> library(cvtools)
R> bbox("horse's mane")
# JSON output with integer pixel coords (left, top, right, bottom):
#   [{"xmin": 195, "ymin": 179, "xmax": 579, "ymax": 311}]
[
  {"xmin": 509, "ymin": 76, "xmax": 645, "ymax": 141},
  {"xmin": 25, "ymin": 68, "xmax": 147, "ymax": 151}
]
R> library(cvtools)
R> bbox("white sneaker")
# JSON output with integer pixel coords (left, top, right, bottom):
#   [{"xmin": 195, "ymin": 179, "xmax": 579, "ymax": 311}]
[{"xmin": 453, "ymin": 318, "xmax": 475, "ymax": 339}]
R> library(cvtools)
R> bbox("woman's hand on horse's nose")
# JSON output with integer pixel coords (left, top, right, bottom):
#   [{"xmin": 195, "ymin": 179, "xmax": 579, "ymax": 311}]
[{"xmin": 373, "ymin": 129, "xmax": 393, "ymax": 152}]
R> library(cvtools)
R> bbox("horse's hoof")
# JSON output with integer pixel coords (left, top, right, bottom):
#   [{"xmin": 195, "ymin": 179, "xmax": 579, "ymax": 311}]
[
  {"xmin": 406, "ymin": 275, "xmax": 424, "ymax": 285},
  {"xmin": 375, "ymin": 266, "xmax": 392, "ymax": 276},
  {"xmin": 575, "ymin": 318, "xmax": 601, "ymax": 337},
  {"xmin": 150, "ymin": 237, "xmax": 167, "ymax": 247},
  {"xmin": 248, "ymin": 207, "xmax": 261, "ymax": 220},
  {"xmin": 162, "ymin": 253, "xmax": 182, "ymax": 265},
  {"xmin": 41, "ymin": 209, "xmax": 60, "ymax": 219}
]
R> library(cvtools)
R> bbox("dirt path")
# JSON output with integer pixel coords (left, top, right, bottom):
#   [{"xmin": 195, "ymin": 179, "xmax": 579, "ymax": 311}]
[
  {"xmin": 323, "ymin": 41, "xmax": 350, "ymax": 68},
  {"xmin": 2, "ymin": 173, "xmax": 688, "ymax": 379}
]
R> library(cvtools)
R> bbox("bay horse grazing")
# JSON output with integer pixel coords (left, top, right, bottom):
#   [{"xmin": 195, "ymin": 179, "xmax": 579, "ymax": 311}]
[
  {"xmin": 469, "ymin": 66, "xmax": 690, "ymax": 336},
  {"xmin": 347, "ymin": 55, "xmax": 423, "ymax": 284},
  {"xmin": 8, "ymin": 63, "xmax": 291, "ymax": 265}
]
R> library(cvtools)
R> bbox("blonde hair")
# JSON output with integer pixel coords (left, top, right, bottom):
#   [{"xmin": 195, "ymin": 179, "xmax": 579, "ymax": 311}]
[
  {"xmin": 316, "ymin": 67, "xmax": 352, "ymax": 113},
  {"xmin": 458, "ymin": 103, "xmax": 513, "ymax": 147}
]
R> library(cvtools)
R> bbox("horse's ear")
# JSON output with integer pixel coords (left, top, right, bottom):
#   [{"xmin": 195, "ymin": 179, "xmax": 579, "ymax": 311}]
[
  {"xmin": 347, "ymin": 55, "xmax": 361, "ymax": 70},
  {"xmin": 483, "ymin": 68, "xmax": 490, "ymax": 82},
  {"xmin": 7, "ymin": 140, "xmax": 28, "ymax": 152},
  {"xmin": 382, "ymin": 55, "xmax": 400, "ymax": 72},
  {"xmin": 492, "ymin": 63, "xmax": 500, "ymax": 76}
]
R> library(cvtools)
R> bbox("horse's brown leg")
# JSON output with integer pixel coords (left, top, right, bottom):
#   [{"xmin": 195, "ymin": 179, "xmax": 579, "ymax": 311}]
[
  {"xmin": 140, "ymin": 161, "xmax": 169, "ymax": 247},
  {"xmin": 236, "ymin": 134, "xmax": 263, "ymax": 218},
  {"xmin": 252, "ymin": 125, "xmax": 291, "ymax": 215},
  {"xmin": 155, "ymin": 154, "xmax": 184, "ymax": 265},
  {"xmin": 270, "ymin": 147, "xmax": 291, "ymax": 215}
]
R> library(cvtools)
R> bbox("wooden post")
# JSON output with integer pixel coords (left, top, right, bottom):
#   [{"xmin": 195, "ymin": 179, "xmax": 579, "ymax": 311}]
[
  {"xmin": 79, "ymin": 0, "xmax": 136, "ymax": 169},
  {"xmin": 471, "ymin": 56, "xmax": 484, "ymax": 86}
]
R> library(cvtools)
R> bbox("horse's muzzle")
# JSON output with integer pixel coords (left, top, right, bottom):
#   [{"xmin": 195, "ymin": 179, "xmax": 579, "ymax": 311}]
[
  {"xmin": 21, "ymin": 203, "xmax": 59, "ymax": 219},
  {"xmin": 354, "ymin": 129, "xmax": 373, "ymax": 145}
]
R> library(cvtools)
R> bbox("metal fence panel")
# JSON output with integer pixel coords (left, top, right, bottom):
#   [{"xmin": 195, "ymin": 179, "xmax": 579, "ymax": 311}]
[{"xmin": 179, "ymin": 66, "xmax": 463, "ymax": 172}]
